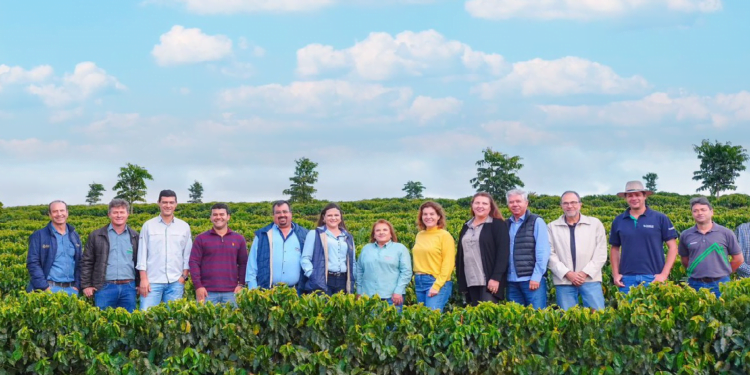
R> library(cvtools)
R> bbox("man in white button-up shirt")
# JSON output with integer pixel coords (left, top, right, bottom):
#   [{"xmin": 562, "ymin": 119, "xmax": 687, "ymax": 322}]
[{"xmin": 136, "ymin": 190, "xmax": 192, "ymax": 310}]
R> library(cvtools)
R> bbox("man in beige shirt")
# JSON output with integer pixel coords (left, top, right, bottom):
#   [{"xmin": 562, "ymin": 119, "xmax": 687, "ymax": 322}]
[{"xmin": 547, "ymin": 191, "xmax": 608, "ymax": 310}]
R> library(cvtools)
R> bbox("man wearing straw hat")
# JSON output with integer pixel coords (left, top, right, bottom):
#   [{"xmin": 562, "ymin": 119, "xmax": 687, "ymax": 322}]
[{"xmin": 609, "ymin": 181, "xmax": 678, "ymax": 293}]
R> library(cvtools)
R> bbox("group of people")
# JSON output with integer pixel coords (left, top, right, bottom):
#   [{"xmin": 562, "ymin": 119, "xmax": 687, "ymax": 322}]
[{"xmin": 25, "ymin": 181, "xmax": 750, "ymax": 314}]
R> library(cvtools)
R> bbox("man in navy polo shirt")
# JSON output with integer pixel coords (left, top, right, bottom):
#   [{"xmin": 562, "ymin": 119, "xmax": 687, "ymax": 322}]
[
  {"xmin": 679, "ymin": 197, "xmax": 744, "ymax": 297},
  {"xmin": 609, "ymin": 181, "xmax": 678, "ymax": 293}
]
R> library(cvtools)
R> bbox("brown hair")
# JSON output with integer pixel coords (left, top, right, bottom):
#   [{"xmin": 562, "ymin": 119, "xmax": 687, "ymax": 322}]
[
  {"xmin": 417, "ymin": 201, "xmax": 447, "ymax": 230},
  {"xmin": 470, "ymin": 192, "xmax": 504, "ymax": 220},
  {"xmin": 370, "ymin": 219, "xmax": 398, "ymax": 243},
  {"xmin": 316, "ymin": 202, "xmax": 347, "ymax": 230}
]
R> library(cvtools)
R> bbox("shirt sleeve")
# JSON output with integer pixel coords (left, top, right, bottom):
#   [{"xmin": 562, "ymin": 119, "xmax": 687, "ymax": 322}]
[
  {"xmin": 661, "ymin": 215, "xmax": 678, "ymax": 241},
  {"xmin": 188, "ymin": 236, "xmax": 203, "ymax": 289},
  {"xmin": 608, "ymin": 218, "xmax": 621, "ymax": 246},
  {"xmin": 182, "ymin": 226, "xmax": 192, "ymax": 271},
  {"xmin": 581, "ymin": 219, "xmax": 608, "ymax": 279},
  {"xmin": 355, "ymin": 246, "xmax": 365, "ymax": 294},
  {"xmin": 135, "ymin": 222, "xmax": 148, "ymax": 271},
  {"xmin": 546, "ymin": 223, "xmax": 570, "ymax": 280},
  {"xmin": 736, "ymin": 224, "xmax": 750, "ymax": 278},
  {"xmin": 300, "ymin": 230, "xmax": 317, "ymax": 278},
  {"xmin": 246, "ymin": 237, "xmax": 260, "ymax": 289},
  {"xmin": 531, "ymin": 217, "xmax": 551, "ymax": 283},
  {"xmin": 237, "ymin": 237, "xmax": 249, "ymax": 286},
  {"xmin": 395, "ymin": 243, "xmax": 413, "ymax": 295},
  {"xmin": 677, "ymin": 233, "xmax": 689, "ymax": 257},
  {"xmin": 432, "ymin": 231, "xmax": 456, "ymax": 290}
]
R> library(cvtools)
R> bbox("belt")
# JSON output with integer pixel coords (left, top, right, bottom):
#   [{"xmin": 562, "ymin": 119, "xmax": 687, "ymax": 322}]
[
  {"xmin": 328, "ymin": 271, "xmax": 347, "ymax": 277},
  {"xmin": 48, "ymin": 281, "xmax": 73, "ymax": 287},
  {"xmin": 107, "ymin": 279, "xmax": 134, "ymax": 285},
  {"xmin": 689, "ymin": 276, "xmax": 725, "ymax": 283}
]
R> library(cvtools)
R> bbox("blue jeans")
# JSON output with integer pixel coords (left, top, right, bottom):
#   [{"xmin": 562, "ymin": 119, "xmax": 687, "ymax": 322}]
[
  {"xmin": 382, "ymin": 297, "xmax": 403, "ymax": 313},
  {"xmin": 415, "ymin": 274, "xmax": 453, "ymax": 312},
  {"xmin": 507, "ymin": 278, "xmax": 547, "ymax": 309},
  {"xmin": 50, "ymin": 285, "xmax": 79, "ymax": 296},
  {"xmin": 140, "ymin": 282, "xmax": 184, "ymax": 310},
  {"xmin": 555, "ymin": 282, "xmax": 605, "ymax": 310},
  {"xmin": 206, "ymin": 291, "xmax": 237, "ymax": 306},
  {"xmin": 95, "ymin": 281, "xmax": 137, "ymax": 312},
  {"xmin": 688, "ymin": 276, "xmax": 729, "ymax": 298},
  {"xmin": 619, "ymin": 274, "xmax": 655, "ymax": 294}
]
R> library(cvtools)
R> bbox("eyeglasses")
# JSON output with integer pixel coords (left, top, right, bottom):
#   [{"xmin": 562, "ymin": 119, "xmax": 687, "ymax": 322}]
[{"xmin": 561, "ymin": 201, "xmax": 580, "ymax": 207}]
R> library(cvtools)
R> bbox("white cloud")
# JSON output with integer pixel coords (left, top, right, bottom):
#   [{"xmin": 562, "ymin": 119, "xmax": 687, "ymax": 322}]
[
  {"xmin": 297, "ymin": 30, "xmax": 505, "ymax": 80},
  {"xmin": 465, "ymin": 0, "xmax": 723, "ymax": 20},
  {"xmin": 400, "ymin": 96, "xmax": 463, "ymax": 125},
  {"xmin": 161, "ymin": 0, "xmax": 434, "ymax": 14},
  {"xmin": 26, "ymin": 62, "xmax": 125, "ymax": 107},
  {"xmin": 0, "ymin": 138, "xmax": 70, "ymax": 160},
  {"xmin": 152, "ymin": 25, "xmax": 233, "ymax": 66},
  {"xmin": 49, "ymin": 107, "xmax": 84, "ymax": 123},
  {"xmin": 218, "ymin": 80, "xmax": 413, "ymax": 115},
  {"xmin": 474, "ymin": 56, "xmax": 650, "ymax": 98},
  {"xmin": 539, "ymin": 91, "xmax": 750, "ymax": 128},
  {"xmin": 0, "ymin": 64, "xmax": 53, "ymax": 91}
]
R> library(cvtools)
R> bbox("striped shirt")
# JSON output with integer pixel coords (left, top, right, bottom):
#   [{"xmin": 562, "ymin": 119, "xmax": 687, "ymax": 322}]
[
  {"xmin": 734, "ymin": 223, "xmax": 750, "ymax": 278},
  {"xmin": 189, "ymin": 228, "xmax": 248, "ymax": 292}
]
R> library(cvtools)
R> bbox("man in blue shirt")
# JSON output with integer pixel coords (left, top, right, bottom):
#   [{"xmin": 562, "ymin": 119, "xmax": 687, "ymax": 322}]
[
  {"xmin": 609, "ymin": 181, "xmax": 678, "ymax": 293},
  {"xmin": 26, "ymin": 200, "xmax": 82, "ymax": 296},
  {"xmin": 246, "ymin": 200, "xmax": 309, "ymax": 292},
  {"xmin": 506, "ymin": 189, "xmax": 550, "ymax": 309}
]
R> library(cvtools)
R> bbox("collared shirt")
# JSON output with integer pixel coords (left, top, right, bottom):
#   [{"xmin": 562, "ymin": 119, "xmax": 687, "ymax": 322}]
[
  {"xmin": 679, "ymin": 223, "xmax": 740, "ymax": 279},
  {"xmin": 301, "ymin": 227, "xmax": 353, "ymax": 277},
  {"xmin": 462, "ymin": 217, "xmax": 491, "ymax": 287},
  {"xmin": 246, "ymin": 223, "xmax": 303, "ymax": 289},
  {"xmin": 49, "ymin": 228, "xmax": 76, "ymax": 282},
  {"xmin": 136, "ymin": 216, "xmax": 192, "ymax": 284},
  {"xmin": 105, "ymin": 224, "xmax": 135, "ymax": 281},
  {"xmin": 734, "ymin": 223, "xmax": 750, "ymax": 278},
  {"xmin": 356, "ymin": 241, "xmax": 413, "ymax": 298},
  {"xmin": 609, "ymin": 207, "xmax": 678, "ymax": 275},
  {"xmin": 507, "ymin": 213, "xmax": 550, "ymax": 283}
]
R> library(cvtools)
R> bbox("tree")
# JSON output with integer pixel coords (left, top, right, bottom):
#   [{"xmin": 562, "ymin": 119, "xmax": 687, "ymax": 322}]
[
  {"xmin": 470, "ymin": 148, "xmax": 524, "ymax": 204},
  {"xmin": 283, "ymin": 157, "xmax": 318, "ymax": 203},
  {"xmin": 85, "ymin": 182, "xmax": 106, "ymax": 205},
  {"xmin": 642, "ymin": 173, "xmax": 658, "ymax": 193},
  {"xmin": 113, "ymin": 163, "xmax": 154, "ymax": 213},
  {"xmin": 402, "ymin": 181, "xmax": 426, "ymax": 199},
  {"xmin": 692, "ymin": 139, "xmax": 749, "ymax": 199},
  {"xmin": 188, "ymin": 180, "xmax": 204, "ymax": 204}
]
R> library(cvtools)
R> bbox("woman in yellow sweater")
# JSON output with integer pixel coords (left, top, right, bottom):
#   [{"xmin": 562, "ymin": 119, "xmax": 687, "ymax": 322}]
[{"xmin": 412, "ymin": 201, "xmax": 456, "ymax": 312}]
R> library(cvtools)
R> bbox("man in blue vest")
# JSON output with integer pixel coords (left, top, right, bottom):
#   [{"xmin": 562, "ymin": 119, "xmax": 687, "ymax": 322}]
[
  {"xmin": 506, "ymin": 189, "xmax": 551, "ymax": 309},
  {"xmin": 26, "ymin": 200, "xmax": 82, "ymax": 295},
  {"xmin": 246, "ymin": 200, "xmax": 309, "ymax": 292},
  {"xmin": 610, "ymin": 181, "xmax": 678, "ymax": 293}
]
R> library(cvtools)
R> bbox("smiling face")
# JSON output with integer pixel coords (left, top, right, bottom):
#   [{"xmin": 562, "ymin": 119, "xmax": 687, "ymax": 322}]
[
  {"xmin": 507, "ymin": 194, "xmax": 528, "ymax": 218},
  {"xmin": 273, "ymin": 203, "xmax": 292, "ymax": 229},
  {"xmin": 108, "ymin": 205, "xmax": 129, "ymax": 227},
  {"xmin": 625, "ymin": 191, "xmax": 646, "ymax": 211},
  {"xmin": 373, "ymin": 223, "xmax": 392, "ymax": 245},
  {"xmin": 561, "ymin": 192, "xmax": 581, "ymax": 219},
  {"xmin": 691, "ymin": 203, "xmax": 713, "ymax": 225},
  {"xmin": 158, "ymin": 196, "xmax": 177, "ymax": 217},
  {"xmin": 210, "ymin": 208, "xmax": 230, "ymax": 230},
  {"xmin": 421, "ymin": 207, "xmax": 440, "ymax": 230},
  {"xmin": 472, "ymin": 196, "xmax": 492, "ymax": 219},
  {"xmin": 324, "ymin": 208, "xmax": 342, "ymax": 229},
  {"xmin": 48, "ymin": 202, "xmax": 68, "ymax": 226}
]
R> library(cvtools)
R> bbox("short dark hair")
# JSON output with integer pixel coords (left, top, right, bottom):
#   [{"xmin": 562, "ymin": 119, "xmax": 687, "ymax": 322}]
[
  {"xmin": 158, "ymin": 190, "xmax": 177, "ymax": 203},
  {"xmin": 108, "ymin": 199, "xmax": 130, "ymax": 214},
  {"xmin": 690, "ymin": 196, "xmax": 713, "ymax": 210},
  {"xmin": 211, "ymin": 203, "xmax": 231, "ymax": 215},
  {"xmin": 272, "ymin": 200, "xmax": 292, "ymax": 214},
  {"xmin": 48, "ymin": 200, "xmax": 68, "ymax": 214}
]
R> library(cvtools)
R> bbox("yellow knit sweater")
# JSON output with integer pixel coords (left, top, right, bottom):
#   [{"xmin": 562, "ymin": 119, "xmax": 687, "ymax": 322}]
[{"xmin": 412, "ymin": 227, "xmax": 456, "ymax": 290}]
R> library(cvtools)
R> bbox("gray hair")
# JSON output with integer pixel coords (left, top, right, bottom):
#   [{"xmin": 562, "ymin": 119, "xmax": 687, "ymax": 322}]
[
  {"xmin": 506, "ymin": 189, "xmax": 528, "ymax": 202},
  {"xmin": 108, "ymin": 199, "xmax": 130, "ymax": 213},
  {"xmin": 48, "ymin": 200, "xmax": 68, "ymax": 214},
  {"xmin": 560, "ymin": 191, "xmax": 581, "ymax": 204},
  {"xmin": 690, "ymin": 196, "xmax": 713, "ymax": 210}
]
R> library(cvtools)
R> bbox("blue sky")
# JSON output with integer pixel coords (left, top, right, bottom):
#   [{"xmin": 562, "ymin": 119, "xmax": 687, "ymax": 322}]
[{"xmin": 1, "ymin": 0, "xmax": 749, "ymax": 206}]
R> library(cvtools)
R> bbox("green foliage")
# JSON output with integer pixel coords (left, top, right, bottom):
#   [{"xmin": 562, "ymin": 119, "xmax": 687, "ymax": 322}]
[
  {"xmin": 112, "ymin": 163, "xmax": 154, "ymax": 213},
  {"xmin": 470, "ymin": 147, "xmax": 524, "ymax": 204},
  {"xmin": 187, "ymin": 180, "xmax": 204, "ymax": 204},
  {"xmin": 693, "ymin": 139, "xmax": 749, "ymax": 198},
  {"xmin": 402, "ymin": 181, "xmax": 425, "ymax": 199},
  {"xmin": 643, "ymin": 172, "xmax": 658, "ymax": 192},
  {"xmin": 282, "ymin": 157, "xmax": 318, "ymax": 203},
  {"xmin": 85, "ymin": 182, "xmax": 106, "ymax": 206}
]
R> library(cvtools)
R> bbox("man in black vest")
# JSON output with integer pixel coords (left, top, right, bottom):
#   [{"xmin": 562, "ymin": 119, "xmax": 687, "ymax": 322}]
[{"xmin": 506, "ymin": 189, "xmax": 550, "ymax": 309}]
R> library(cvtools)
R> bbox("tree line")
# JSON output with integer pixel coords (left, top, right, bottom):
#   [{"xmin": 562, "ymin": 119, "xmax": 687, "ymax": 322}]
[{"xmin": 80, "ymin": 139, "xmax": 748, "ymax": 211}]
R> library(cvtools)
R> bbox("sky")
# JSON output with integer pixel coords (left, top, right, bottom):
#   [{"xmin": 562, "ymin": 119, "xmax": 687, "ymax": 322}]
[{"xmin": 1, "ymin": 0, "xmax": 749, "ymax": 207}]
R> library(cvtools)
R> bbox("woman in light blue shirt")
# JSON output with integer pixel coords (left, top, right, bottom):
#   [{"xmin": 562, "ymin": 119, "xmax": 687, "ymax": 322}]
[
  {"xmin": 301, "ymin": 203, "xmax": 356, "ymax": 295},
  {"xmin": 356, "ymin": 220, "xmax": 412, "ymax": 312}
]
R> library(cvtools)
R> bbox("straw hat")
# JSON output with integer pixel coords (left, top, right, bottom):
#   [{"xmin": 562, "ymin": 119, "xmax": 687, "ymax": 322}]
[{"xmin": 616, "ymin": 180, "xmax": 653, "ymax": 198}]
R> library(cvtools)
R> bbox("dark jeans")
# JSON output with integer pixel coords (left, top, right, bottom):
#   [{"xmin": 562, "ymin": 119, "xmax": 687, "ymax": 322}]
[
  {"xmin": 465, "ymin": 285, "xmax": 500, "ymax": 306},
  {"xmin": 507, "ymin": 278, "xmax": 548, "ymax": 309},
  {"xmin": 326, "ymin": 274, "xmax": 349, "ymax": 295},
  {"xmin": 688, "ymin": 276, "xmax": 730, "ymax": 298},
  {"xmin": 94, "ymin": 281, "xmax": 137, "ymax": 313}
]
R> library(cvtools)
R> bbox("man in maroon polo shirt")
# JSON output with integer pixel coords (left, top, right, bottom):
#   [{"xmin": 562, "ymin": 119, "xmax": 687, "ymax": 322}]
[{"xmin": 189, "ymin": 203, "xmax": 249, "ymax": 306}]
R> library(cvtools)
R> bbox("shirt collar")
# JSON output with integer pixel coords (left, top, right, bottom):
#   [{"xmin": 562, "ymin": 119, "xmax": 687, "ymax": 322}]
[{"xmin": 509, "ymin": 212, "xmax": 528, "ymax": 223}]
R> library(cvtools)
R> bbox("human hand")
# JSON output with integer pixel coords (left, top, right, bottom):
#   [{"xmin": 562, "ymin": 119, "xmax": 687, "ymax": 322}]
[
  {"xmin": 427, "ymin": 288, "xmax": 439, "ymax": 297},
  {"xmin": 529, "ymin": 280, "xmax": 540, "ymax": 290},
  {"xmin": 392, "ymin": 293, "xmax": 403, "ymax": 306},
  {"xmin": 487, "ymin": 279, "xmax": 500, "ymax": 294},
  {"xmin": 83, "ymin": 287, "xmax": 96, "ymax": 298},
  {"xmin": 195, "ymin": 287, "xmax": 208, "ymax": 303},
  {"xmin": 613, "ymin": 274, "xmax": 624, "ymax": 287},
  {"xmin": 140, "ymin": 279, "xmax": 151, "ymax": 297}
]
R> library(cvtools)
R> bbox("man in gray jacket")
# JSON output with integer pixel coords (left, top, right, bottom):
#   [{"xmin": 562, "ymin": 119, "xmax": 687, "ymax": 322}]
[
  {"xmin": 547, "ymin": 191, "xmax": 607, "ymax": 310},
  {"xmin": 80, "ymin": 199, "xmax": 139, "ymax": 312}
]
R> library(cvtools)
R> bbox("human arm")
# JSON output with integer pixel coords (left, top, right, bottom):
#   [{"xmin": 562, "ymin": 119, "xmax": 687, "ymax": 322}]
[
  {"xmin": 393, "ymin": 244, "xmax": 413, "ymax": 305},
  {"xmin": 182, "ymin": 227, "xmax": 193, "ymax": 280},
  {"xmin": 355, "ymin": 245, "xmax": 365, "ymax": 295},
  {"xmin": 245, "ymin": 237, "xmax": 259, "ymax": 289},
  {"xmin": 655, "ymin": 239, "xmax": 678, "ymax": 283},
  {"xmin": 136, "ymin": 224, "xmax": 150, "ymax": 296},
  {"xmin": 727, "ymin": 230, "xmax": 744, "ymax": 273},
  {"xmin": 300, "ymin": 230, "xmax": 317, "ymax": 278},
  {"xmin": 237, "ymin": 237, "xmax": 249, "ymax": 288},
  {"xmin": 530, "ymin": 218, "xmax": 551, "ymax": 289},
  {"xmin": 579, "ymin": 220, "xmax": 609, "ymax": 284},
  {"xmin": 734, "ymin": 224, "xmax": 750, "ymax": 277},
  {"xmin": 26, "ymin": 232, "xmax": 49, "ymax": 291},
  {"xmin": 430, "ymin": 230, "xmax": 456, "ymax": 295},
  {"xmin": 80, "ymin": 232, "xmax": 96, "ymax": 297},
  {"xmin": 610, "ymin": 245, "xmax": 624, "ymax": 287},
  {"xmin": 188, "ymin": 236, "xmax": 203, "ymax": 290},
  {"xmin": 680, "ymin": 256, "xmax": 689, "ymax": 269}
]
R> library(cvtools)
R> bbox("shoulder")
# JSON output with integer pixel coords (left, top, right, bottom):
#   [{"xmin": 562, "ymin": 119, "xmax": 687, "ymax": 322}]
[
  {"xmin": 735, "ymin": 222, "xmax": 750, "ymax": 233},
  {"xmin": 581, "ymin": 214, "xmax": 604, "ymax": 227},
  {"xmin": 360, "ymin": 243, "xmax": 376, "ymax": 252},
  {"xmin": 256, "ymin": 223, "xmax": 274, "ymax": 235},
  {"xmin": 174, "ymin": 217, "xmax": 191, "ymax": 228}
]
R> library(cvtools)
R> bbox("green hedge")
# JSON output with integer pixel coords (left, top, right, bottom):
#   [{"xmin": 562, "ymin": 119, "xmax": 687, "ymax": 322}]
[{"xmin": 2, "ymin": 280, "xmax": 750, "ymax": 374}]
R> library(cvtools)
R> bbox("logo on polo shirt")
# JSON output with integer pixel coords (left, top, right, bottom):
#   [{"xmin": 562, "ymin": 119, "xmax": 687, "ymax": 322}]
[{"xmin": 643, "ymin": 224, "xmax": 655, "ymax": 228}]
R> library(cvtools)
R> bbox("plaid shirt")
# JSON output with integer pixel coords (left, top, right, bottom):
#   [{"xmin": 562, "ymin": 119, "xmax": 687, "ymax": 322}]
[{"xmin": 734, "ymin": 223, "xmax": 750, "ymax": 278}]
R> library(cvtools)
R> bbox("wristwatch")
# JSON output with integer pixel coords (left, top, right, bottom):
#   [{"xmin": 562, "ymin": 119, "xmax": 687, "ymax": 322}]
[{"xmin": 182, "ymin": 275, "xmax": 190, "ymax": 281}]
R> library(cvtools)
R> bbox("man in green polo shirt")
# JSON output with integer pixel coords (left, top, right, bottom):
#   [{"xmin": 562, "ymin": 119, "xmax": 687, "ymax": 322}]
[{"xmin": 679, "ymin": 197, "xmax": 744, "ymax": 297}]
